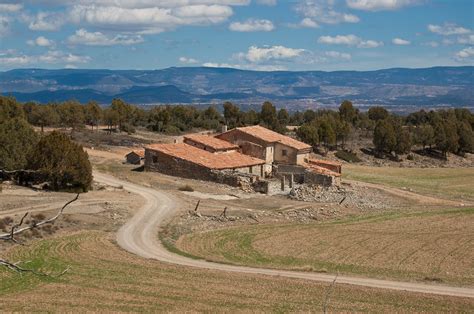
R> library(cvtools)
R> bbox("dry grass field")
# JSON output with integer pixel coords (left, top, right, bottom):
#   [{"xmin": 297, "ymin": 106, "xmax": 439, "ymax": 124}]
[
  {"xmin": 176, "ymin": 207, "xmax": 474, "ymax": 286},
  {"xmin": 343, "ymin": 165, "xmax": 474, "ymax": 202},
  {"xmin": 1, "ymin": 231, "xmax": 473, "ymax": 312}
]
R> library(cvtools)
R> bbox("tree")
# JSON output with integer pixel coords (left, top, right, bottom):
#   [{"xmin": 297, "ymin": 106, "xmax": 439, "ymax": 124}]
[
  {"xmin": 0, "ymin": 96, "xmax": 25, "ymax": 123},
  {"xmin": 29, "ymin": 105, "xmax": 59, "ymax": 133},
  {"xmin": 103, "ymin": 108, "xmax": 119, "ymax": 132},
  {"xmin": 457, "ymin": 121, "xmax": 474, "ymax": 154},
  {"xmin": 28, "ymin": 131, "xmax": 92, "ymax": 191},
  {"xmin": 223, "ymin": 102, "xmax": 240, "ymax": 129},
  {"xmin": 57, "ymin": 100, "xmax": 85, "ymax": 131},
  {"xmin": 373, "ymin": 119, "xmax": 396, "ymax": 153},
  {"xmin": 414, "ymin": 124, "xmax": 435, "ymax": 150},
  {"xmin": 296, "ymin": 124, "xmax": 319, "ymax": 147},
  {"xmin": 318, "ymin": 119, "xmax": 336, "ymax": 153},
  {"xmin": 368, "ymin": 106, "xmax": 389, "ymax": 121},
  {"xmin": 277, "ymin": 108, "xmax": 290, "ymax": 127},
  {"xmin": 0, "ymin": 118, "xmax": 38, "ymax": 171},
  {"xmin": 111, "ymin": 98, "xmax": 132, "ymax": 132},
  {"xmin": 339, "ymin": 100, "xmax": 356, "ymax": 125},
  {"xmin": 84, "ymin": 101, "xmax": 102, "ymax": 131},
  {"xmin": 260, "ymin": 101, "xmax": 280, "ymax": 131},
  {"xmin": 336, "ymin": 120, "xmax": 352, "ymax": 149},
  {"xmin": 395, "ymin": 128, "xmax": 412, "ymax": 154}
]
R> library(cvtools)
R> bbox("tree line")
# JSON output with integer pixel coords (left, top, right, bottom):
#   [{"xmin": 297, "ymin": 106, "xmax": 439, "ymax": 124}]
[{"xmin": 2, "ymin": 95, "xmax": 473, "ymax": 161}]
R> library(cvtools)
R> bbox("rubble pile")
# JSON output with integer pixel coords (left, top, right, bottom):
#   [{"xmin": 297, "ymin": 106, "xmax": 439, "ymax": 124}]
[{"xmin": 289, "ymin": 184, "xmax": 390, "ymax": 210}]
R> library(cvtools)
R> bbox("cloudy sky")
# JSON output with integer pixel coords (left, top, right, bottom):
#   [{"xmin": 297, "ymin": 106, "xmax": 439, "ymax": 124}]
[{"xmin": 0, "ymin": 0, "xmax": 473, "ymax": 71}]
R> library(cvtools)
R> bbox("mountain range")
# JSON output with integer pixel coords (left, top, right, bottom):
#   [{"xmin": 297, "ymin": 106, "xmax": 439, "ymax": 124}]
[{"xmin": 1, "ymin": 66, "xmax": 473, "ymax": 109}]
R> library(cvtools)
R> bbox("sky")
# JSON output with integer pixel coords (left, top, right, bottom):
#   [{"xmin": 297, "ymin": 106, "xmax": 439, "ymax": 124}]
[{"xmin": 0, "ymin": 0, "xmax": 473, "ymax": 71}]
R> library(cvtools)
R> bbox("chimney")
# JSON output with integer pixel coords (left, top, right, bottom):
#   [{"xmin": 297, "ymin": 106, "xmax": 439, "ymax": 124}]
[{"xmin": 221, "ymin": 125, "xmax": 228, "ymax": 133}]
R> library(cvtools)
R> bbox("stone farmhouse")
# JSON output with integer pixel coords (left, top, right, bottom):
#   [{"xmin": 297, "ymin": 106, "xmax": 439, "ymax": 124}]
[{"xmin": 141, "ymin": 125, "xmax": 342, "ymax": 193}]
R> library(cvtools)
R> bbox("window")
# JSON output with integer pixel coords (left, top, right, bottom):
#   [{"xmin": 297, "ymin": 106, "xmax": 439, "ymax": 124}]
[
  {"xmin": 152, "ymin": 156, "xmax": 158, "ymax": 163},
  {"xmin": 282, "ymin": 149, "xmax": 287, "ymax": 157}
]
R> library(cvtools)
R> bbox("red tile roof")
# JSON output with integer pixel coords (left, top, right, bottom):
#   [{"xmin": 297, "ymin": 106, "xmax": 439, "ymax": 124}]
[
  {"xmin": 235, "ymin": 125, "xmax": 311, "ymax": 151},
  {"xmin": 184, "ymin": 133, "xmax": 239, "ymax": 151},
  {"xmin": 308, "ymin": 158, "xmax": 342, "ymax": 167},
  {"xmin": 146, "ymin": 143, "xmax": 265, "ymax": 170},
  {"xmin": 305, "ymin": 164, "xmax": 341, "ymax": 177}
]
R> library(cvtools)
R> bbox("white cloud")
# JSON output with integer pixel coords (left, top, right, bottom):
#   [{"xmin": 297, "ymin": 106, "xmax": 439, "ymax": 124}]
[
  {"xmin": 318, "ymin": 34, "xmax": 383, "ymax": 48},
  {"xmin": 256, "ymin": 0, "xmax": 277, "ymax": 5},
  {"xmin": 67, "ymin": 29, "xmax": 144, "ymax": 46},
  {"xmin": 0, "ymin": 50, "xmax": 90, "ymax": 66},
  {"xmin": 392, "ymin": 37, "xmax": 410, "ymax": 45},
  {"xmin": 295, "ymin": 0, "xmax": 359, "ymax": 25},
  {"xmin": 0, "ymin": 3, "xmax": 23, "ymax": 12},
  {"xmin": 202, "ymin": 62, "xmax": 286, "ymax": 71},
  {"xmin": 27, "ymin": 11, "xmax": 65, "ymax": 31},
  {"xmin": 179, "ymin": 56, "xmax": 199, "ymax": 64},
  {"xmin": 324, "ymin": 51, "xmax": 351, "ymax": 60},
  {"xmin": 299, "ymin": 18, "xmax": 319, "ymax": 28},
  {"xmin": 346, "ymin": 0, "xmax": 416, "ymax": 11},
  {"xmin": 27, "ymin": 36, "xmax": 55, "ymax": 47},
  {"xmin": 455, "ymin": 47, "xmax": 474, "ymax": 61},
  {"xmin": 69, "ymin": 3, "xmax": 235, "ymax": 34},
  {"xmin": 238, "ymin": 45, "xmax": 306, "ymax": 63},
  {"xmin": 428, "ymin": 23, "xmax": 471, "ymax": 36},
  {"xmin": 229, "ymin": 18, "xmax": 274, "ymax": 32},
  {"xmin": 458, "ymin": 35, "xmax": 474, "ymax": 45}
]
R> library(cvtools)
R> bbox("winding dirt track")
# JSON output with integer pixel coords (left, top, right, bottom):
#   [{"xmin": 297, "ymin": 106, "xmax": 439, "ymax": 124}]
[{"xmin": 94, "ymin": 171, "xmax": 474, "ymax": 299}]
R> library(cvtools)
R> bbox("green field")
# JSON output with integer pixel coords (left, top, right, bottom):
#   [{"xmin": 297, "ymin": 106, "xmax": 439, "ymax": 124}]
[
  {"xmin": 343, "ymin": 165, "xmax": 474, "ymax": 201},
  {"xmin": 1, "ymin": 231, "xmax": 473, "ymax": 312},
  {"xmin": 176, "ymin": 208, "xmax": 474, "ymax": 286}
]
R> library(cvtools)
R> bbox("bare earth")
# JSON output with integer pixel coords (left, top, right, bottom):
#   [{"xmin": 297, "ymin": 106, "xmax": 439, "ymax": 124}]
[{"xmin": 93, "ymin": 171, "xmax": 474, "ymax": 298}]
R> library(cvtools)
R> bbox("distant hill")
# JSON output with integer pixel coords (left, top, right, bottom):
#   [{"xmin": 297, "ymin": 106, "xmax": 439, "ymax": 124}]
[{"xmin": 1, "ymin": 66, "xmax": 473, "ymax": 108}]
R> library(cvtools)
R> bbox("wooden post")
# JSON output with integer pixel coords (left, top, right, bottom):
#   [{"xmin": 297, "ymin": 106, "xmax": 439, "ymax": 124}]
[
  {"xmin": 289, "ymin": 174, "xmax": 294, "ymax": 188},
  {"xmin": 281, "ymin": 176, "xmax": 285, "ymax": 191}
]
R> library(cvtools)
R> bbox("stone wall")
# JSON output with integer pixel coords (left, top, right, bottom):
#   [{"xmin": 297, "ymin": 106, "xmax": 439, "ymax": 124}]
[{"xmin": 145, "ymin": 148, "xmax": 261, "ymax": 188}]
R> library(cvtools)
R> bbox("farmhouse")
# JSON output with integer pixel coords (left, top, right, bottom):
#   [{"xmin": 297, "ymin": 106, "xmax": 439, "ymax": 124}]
[
  {"xmin": 216, "ymin": 125, "xmax": 312, "ymax": 165},
  {"xmin": 144, "ymin": 125, "xmax": 342, "ymax": 191}
]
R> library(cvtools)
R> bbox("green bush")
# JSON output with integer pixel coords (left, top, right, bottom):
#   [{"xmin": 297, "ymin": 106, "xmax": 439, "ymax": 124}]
[
  {"xmin": 28, "ymin": 131, "xmax": 92, "ymax": 192},
  {"xmin": 335, "ymin": 150, "xmax": 362, "ymax": 163}
]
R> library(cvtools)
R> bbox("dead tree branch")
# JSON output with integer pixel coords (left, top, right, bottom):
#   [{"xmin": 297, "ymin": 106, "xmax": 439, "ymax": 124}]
[
  {"xmin": 0, "ymin": 193, "xmax": 79, "ymax": 242},
  {"xmin": 0, "ymin": 193, "xmax": 79, "ymax": 276}
]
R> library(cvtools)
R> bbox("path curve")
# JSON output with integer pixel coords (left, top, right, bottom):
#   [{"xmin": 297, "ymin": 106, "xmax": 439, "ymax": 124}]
[{"xmin": 94, "ymin": 171, "xmax": 474, "ymax": 299}]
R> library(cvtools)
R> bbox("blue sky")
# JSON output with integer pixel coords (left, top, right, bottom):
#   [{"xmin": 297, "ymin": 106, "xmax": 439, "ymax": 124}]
[{"xmin": 0, "ymin": 0, "xmax": 473, "ymax": 71}]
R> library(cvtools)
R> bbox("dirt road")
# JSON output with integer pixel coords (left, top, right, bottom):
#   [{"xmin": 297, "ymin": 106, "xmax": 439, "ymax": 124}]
[{"xmin": 94, "ymin": 171, "xmax": 474, "ymax": 299}]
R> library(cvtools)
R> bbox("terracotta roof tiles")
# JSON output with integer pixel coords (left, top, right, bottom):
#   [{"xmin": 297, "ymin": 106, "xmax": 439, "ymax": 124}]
[
  {"xmin": 235, "ymin": 125, "xmax": 311, "ymax": 151},
  {"xmin": 184, "ymin": 133, "xmax": 239, "ymax": 151},
  {"xmin": 146, "ymin": 143, "xmax": 265, "ymax": 170}
]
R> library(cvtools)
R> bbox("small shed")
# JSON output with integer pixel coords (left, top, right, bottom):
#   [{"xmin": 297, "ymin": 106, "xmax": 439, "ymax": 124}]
[{"xmin": 125, "ymin": 149, "xmax": 145, "ymax": 165}]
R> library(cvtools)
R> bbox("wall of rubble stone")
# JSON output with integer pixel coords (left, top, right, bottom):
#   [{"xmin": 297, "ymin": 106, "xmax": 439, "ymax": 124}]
[{"xmin": 145, "ymin": 149, "xmax": 259, "ymax": 188}]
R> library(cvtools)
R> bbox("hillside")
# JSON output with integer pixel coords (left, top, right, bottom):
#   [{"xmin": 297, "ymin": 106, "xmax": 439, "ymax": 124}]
[{"xmin": 1, "ymin": 66, "xmax": 473, "ymax": 108}]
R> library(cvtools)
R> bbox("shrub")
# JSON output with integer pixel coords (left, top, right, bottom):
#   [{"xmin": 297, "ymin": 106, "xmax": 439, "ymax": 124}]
[
  {"xmin": 335, "ymin": 150, "xmax": 362, "ymax": 163},
  {"xmin": 178, "ymin": 185, "xmax": 194, "ymax": 192},
  {"xmin": 28, "ymin": 131, "xmax": 92, "ymax": 192}
]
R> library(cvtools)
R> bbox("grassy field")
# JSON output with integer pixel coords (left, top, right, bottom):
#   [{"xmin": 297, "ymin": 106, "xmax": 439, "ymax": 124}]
[
  {"xmin": 1, "ymin": 232, "xmax": 473, "ymax": 312},
  {"xmin": 176, "ymin": 208, "xmax": 474, "ymax": 287},
  {"xmin": 343, "ymin": 165, "xmax": 474, "ymax": 202}
]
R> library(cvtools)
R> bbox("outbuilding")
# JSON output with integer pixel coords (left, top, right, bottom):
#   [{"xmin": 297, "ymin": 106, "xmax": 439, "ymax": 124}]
[{"xmin": 125, "ymin": 149, "xmax": 145, "ymax": 165}]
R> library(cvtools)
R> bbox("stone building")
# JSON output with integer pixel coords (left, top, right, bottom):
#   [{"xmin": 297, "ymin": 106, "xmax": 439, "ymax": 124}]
[
  {"xmin": 125, "ymin": 149, "xmax": 144, "ymax": 165},
  {"xmin": 145, "ymin": 143, "xmax": 266, "ymax": 186},
  {"xmin": 144, "ymin": 125, "xmax": 342, "ymax": 191},
  {"xmin": 216, "ymin": 125, "xmax": 312, "ymax": 166}
]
